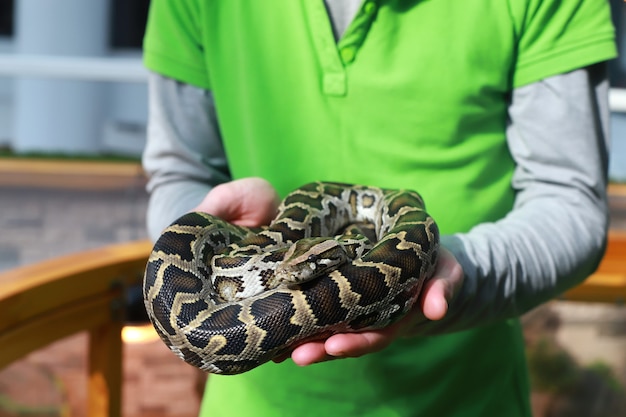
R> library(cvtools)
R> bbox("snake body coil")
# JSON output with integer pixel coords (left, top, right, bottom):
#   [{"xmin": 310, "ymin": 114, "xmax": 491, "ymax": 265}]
[{"xmin": 143, "ymin": 182, "xmax": 439, "ymax": 375}]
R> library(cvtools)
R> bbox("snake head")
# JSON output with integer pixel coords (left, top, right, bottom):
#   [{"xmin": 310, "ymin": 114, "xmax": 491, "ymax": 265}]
[{"xmin": 274, "ymin": 237, "xmax": 349, "ymax": 284}]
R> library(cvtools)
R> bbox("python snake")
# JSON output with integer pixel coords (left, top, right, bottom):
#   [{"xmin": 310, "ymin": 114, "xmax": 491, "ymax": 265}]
[{"xmin": 143, "ymin": 182, "xmax": 439, "ymax": 375}]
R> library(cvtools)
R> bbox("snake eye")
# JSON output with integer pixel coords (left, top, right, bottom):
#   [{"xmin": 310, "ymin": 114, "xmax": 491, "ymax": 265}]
[{"xmin": 307, "ymin": 254, "xmax": 319, "ymax": 264}]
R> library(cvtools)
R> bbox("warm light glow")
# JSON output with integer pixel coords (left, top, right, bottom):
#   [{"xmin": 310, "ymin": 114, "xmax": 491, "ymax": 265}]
[{"xmin": 122, "ymin": 324, "xmax": 160, "ymax": 344}]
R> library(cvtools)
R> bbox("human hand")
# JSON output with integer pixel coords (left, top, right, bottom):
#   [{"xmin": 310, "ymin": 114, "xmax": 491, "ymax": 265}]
[
  {"xmin": 195, "ymin": 182, "xmax": 464, "ymax": 366},
  {"xmin": 193, "ymin": 177, "xmax": 280, "ymax": 227},
  {"xmin": 284, "ymin": 246, "xmax": 464, "ymax": 366}
]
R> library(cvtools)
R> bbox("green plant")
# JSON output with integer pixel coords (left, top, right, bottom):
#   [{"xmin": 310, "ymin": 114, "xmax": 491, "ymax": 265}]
[{"xmin": 526, "ymin": 337, "xmax": 580, "ymax": 393}]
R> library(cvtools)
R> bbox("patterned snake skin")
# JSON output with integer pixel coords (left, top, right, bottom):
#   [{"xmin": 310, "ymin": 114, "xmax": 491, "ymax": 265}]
[{"xmin": 143, "ymin": 182, "xmax": 439, "ymax": 375}]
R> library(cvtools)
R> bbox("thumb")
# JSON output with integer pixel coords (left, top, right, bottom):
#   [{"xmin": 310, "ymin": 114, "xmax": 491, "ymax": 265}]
[{"xmin": 420, "ymin": 247, "xmax": 463, "ymax": 321}]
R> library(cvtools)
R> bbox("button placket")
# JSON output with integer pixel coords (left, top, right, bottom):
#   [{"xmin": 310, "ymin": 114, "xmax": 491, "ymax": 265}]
[
  {"xmin": 363, "ymin": 1, "xmax": 377, "ymax": 15},
  {"xmin": 302, "ymin": 0, "xmax": 380, "ymax": 96},
  {"xmin": 340, "ymin": 46, "xmax": 356, "ymax": 63},
  {"xmin": 336, "ymin": 0, "xmax": 379, "ymax": 65},
  {"xmin": 303, "ymin": 0, "xmax": 347, "ymax": 96}
]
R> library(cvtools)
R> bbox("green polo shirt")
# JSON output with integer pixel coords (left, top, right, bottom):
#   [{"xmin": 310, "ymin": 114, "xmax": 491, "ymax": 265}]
[{"xmin": 143, "ymin": 1, "xmax": 615, "ymax": 415}]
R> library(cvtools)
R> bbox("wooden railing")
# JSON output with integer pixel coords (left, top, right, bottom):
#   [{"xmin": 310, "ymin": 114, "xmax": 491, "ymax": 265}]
[
  {"xmin": 0, "ymin": 232, "xmax": 624, "ymax": 416},
  {"xmin": 0, "ymin": 240, "xmax": 152, "ymax": 417},
  {"xmin": 563, "ymin": 231, "xmax": 626, "ymax": 303}
]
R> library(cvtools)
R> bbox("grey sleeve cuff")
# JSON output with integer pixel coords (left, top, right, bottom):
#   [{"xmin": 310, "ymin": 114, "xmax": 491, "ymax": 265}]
[
  {"xmin": 421, "ymin": 64, "xmax": 611, "ymax": 334},
  {"xmin": 143, "ymin": 72, "xmax": 231, "ymax": 240}
]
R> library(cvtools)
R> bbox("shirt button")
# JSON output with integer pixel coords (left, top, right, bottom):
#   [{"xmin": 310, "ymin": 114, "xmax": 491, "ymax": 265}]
[
  {"xmin": 340, "ymin": 46, "xmax": 356, "ymax": 62},
  {"xmin": 363, "ymin": 1, "xmax": 377, "ymax": 14}
]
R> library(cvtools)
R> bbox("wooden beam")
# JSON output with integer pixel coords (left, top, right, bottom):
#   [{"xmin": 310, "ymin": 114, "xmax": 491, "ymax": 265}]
[
  {"xmin": 89, "ymin": 321, "xmax": 123, "ymax": 417},
  {"xmin": 563, "ymin": 232, "xmax": 626, "ymax": 304},
  {"xmin": 0, "ymin": 159, "xmax": 145, "ymax": 190},
  {"xmin": 0, "ymin": 240, "xmax": 151, "ymax": 335}
]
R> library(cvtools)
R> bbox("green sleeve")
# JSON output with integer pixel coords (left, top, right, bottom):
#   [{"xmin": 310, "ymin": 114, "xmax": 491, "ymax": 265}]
[
  {"xmin": 513, "ymin": 0, "xmax": 616, "ymax": 87},
  {"xmin": 143, "ymin": 0, "xmax": 211, "ymax": 89}
]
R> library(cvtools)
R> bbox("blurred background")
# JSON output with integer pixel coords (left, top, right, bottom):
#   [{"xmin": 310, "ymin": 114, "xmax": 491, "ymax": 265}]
[
  {"xmin": 0, "ymin": 0, "xmax": 148, "ymax": 157},
  {"xmin": 0, "ymin": 1, "xmax": 625, "ymax": 417}
]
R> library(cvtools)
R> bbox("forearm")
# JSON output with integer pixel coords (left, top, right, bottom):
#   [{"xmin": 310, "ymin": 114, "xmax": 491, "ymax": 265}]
[
  {"xmin": 424, "ymin": 64, "xmax": 610, "ymax": 333},
  {"xmin": 143, "ymin": 72, "xmax": 230, "ymax": 240},
  {"xmin": 442, "ymin": 192, "xmax": 607, "ymax": 329},
  {"xmin": 146, "ymin": 181, "xmax": 214, "ymax": 241}
]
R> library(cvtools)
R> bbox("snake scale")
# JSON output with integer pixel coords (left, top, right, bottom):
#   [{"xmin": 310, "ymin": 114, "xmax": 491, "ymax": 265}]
[{"xmin": 143, "ymin": 182, "xmax": 439, "ymax": 375}]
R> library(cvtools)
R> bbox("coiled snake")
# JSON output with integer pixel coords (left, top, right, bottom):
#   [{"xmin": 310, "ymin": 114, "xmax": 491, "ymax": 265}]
[{"xmin": 143, "ymin": 182, "xmax": 439, "ymax": 375}]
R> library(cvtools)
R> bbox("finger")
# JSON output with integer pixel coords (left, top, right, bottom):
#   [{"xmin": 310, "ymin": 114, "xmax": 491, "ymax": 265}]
[
  {"xmin": 234, "ymin": 177, "xmax": 280, "ymax": 226},
  {"xmin": 193, "ymin": 183, "xmax": 236, "ymax": 219},
  {"xmin": 420, "ymin": 247, "xmax": 463, "ymax": 321},
  {"xmin": 290, "ymin": 341, "xmax": 333, "ymax": 366},
  {"xmin": 421, "ymin": 278, "xmax": 448, "ymax": 320},
  {"xmin": 324, "ymin": 328, "xmax": 396, "ymax": 358},
  {"xmin": 192, "ymin": 177, "xmax": 280, "ymax": 227}
]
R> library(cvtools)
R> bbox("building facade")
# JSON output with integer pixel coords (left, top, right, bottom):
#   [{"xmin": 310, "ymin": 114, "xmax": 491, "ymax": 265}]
[
  {"xmin": 0, "ymin": 0, "xmax": 149, "ymax": 156},
  {"xmin": 0, "ymin": 0, "xmax": 625, "ymax": 181}
]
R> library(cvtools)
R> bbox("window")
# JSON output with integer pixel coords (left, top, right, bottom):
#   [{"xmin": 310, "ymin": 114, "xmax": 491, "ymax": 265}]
[
  {"xmin": 110, "ymin": 0, "xmax": 150, "ymax": 49},
  {"xmin": 0, "ymin": 0, "xmax": 14, "ymax": 37},
  {"xmin": 609, "ymin": 0, "xmax": 626, "ymax": 88}
]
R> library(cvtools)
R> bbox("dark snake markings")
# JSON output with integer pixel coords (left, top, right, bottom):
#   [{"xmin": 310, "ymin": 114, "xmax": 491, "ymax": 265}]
[{"xmin": 143, "ymin": 182, "xmax": 439, "ymax": 375}]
